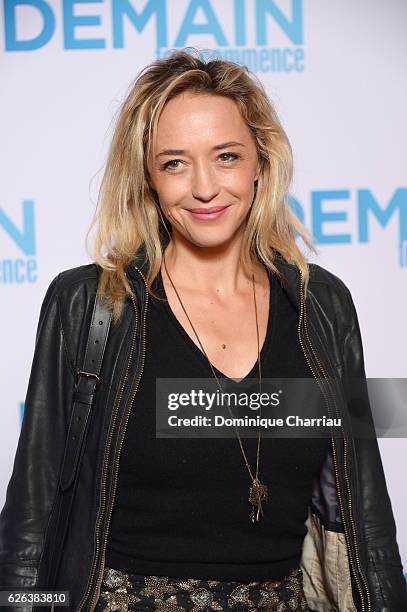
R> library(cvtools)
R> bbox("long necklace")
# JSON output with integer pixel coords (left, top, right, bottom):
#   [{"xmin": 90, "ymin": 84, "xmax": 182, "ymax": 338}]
[{"xmin": 162, "ymin": 254, "xmax": 269, "ymax": 523}]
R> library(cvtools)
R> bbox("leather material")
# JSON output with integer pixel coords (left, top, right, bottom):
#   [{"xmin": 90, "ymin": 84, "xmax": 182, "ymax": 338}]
[
  {"xmin": 0, "ymin": 250, "xmax": 406, "ymax": 612},
  {"xmin": 59, "ymin": 296, "xmax": 112, "ymax": 492}
]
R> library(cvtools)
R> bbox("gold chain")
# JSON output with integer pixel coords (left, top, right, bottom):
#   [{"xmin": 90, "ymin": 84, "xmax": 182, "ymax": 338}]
[{"xmin": 162, "ymin": 251, "xmax": 269, "ymax": 522}]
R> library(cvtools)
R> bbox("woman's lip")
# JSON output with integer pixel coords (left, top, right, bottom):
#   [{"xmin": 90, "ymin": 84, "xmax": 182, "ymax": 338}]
[
  {"xmin": 191, "ymin": 206, "xmax": 229, "ymax": 213},
  {"xmin": 188, "ymin": 205, "xmax": 230, "ymax": 220}
]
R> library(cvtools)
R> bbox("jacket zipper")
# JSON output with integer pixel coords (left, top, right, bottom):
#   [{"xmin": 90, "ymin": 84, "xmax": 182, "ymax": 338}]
[
  {"xmin": 89, "ymin": 272, "xmax": 149, "ymax": 610},
  {"xmin": 77, "ymin": 273, "xmax": 145, "ymax": 612},
  {"xmin": 297, "ymin": 268, "xmax": 371, "ymax": 612}
]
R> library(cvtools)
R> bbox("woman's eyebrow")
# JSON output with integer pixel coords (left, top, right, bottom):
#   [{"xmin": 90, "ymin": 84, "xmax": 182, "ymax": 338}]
[{"xmin": 155, "ymin": 141, "xmax": 245, "ymax": 158}]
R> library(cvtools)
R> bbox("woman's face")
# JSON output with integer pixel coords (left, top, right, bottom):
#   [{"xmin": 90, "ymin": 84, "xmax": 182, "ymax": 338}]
[{"xmin": 148, "ymin": 91, "xmax": 260, "ymax": 249}]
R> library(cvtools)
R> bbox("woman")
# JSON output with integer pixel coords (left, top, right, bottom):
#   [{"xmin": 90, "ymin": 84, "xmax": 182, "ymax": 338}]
[{"xmin": 0, "ymin": 48, "xmax": 405, "ymax": 612}]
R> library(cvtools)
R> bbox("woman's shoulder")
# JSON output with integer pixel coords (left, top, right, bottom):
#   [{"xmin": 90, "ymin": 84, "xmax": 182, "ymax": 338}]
[
  {"xmin": 38, "ymin": 263, "xmax": 101, "ymax": 335},
  {"xmin": 307, "ymin": 261, "xmax": 354, "ymax": 308},
  {"xmin": 34, "ymin": 264, "xmax": 106, "ymax": 369},
  {"xmin": 305, "ymin": 262, "xmax": 360, "ymax": 337},
  {"xmin": 275, "ymin": 254, "xmax": 355, "ymax": 312},
  {"xmin": 274, "ymin": 252, "xmax": 353, "ymax": 305},
  {"xmin": 51, "ymin": 262, "xmax": 101, "ymax": 294},
  {"xmin": 308, "ymin": 262, "xmax": 351, "ymax": 295},
  {"xmin": 38, "ymin": 263, "xmax": 101, "ymax": 311}
]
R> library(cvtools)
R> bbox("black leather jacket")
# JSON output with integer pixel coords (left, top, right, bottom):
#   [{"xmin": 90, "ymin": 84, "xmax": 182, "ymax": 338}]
[{"xmin": 0, "ymin": 246, "xmax": 406, "ymax": 612}]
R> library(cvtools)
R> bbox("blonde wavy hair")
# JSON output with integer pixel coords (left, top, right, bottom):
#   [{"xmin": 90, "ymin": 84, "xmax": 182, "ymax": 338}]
[{"xmin": 87, "ymin": 47, "xmax": 315, "ymax": 323}]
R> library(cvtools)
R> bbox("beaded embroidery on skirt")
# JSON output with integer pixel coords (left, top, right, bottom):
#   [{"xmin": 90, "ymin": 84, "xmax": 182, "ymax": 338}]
[{"xmin": 95, "ymin": 565, "xmax": 308, "ymax": 611}]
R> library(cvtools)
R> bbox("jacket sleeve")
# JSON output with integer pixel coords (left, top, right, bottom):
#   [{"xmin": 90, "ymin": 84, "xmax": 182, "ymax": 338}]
[
  {"xmin": 0, "ymin": 274, "xmax": 75, "ymax": 602},
  {"xmin": 341, "ymin": 286, "xmax": 407, "ymax": 611}
]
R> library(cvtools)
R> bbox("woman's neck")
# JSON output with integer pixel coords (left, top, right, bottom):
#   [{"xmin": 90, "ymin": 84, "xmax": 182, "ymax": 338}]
[{"xmin": 162, "ymin": 233, "xmax": 267, "ymax": 298}]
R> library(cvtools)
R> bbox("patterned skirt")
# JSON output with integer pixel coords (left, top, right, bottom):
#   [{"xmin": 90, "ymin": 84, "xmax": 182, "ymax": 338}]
[{"xmin": 94, "ymin": 564, "xmax": 309, "ymax": 611}]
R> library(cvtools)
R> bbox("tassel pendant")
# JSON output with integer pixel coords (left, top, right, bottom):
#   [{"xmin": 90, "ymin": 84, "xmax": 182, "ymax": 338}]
[{"xmin": 249, "ymin": 477, "xmax": 268, "ymax": 523}]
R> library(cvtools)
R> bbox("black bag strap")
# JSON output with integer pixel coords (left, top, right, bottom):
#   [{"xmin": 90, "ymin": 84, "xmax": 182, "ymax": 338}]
[
  {"xmin": 59, "ymin": 294, "xmax": 112, "ymax": 490},
  {"xmin": 47, "ymin": 293, "xmax": 112, "ymax": 589}
]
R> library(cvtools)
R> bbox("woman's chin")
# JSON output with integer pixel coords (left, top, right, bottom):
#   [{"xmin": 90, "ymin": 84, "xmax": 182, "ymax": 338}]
[
  {"xmin": 182, "ymin": 228, "xmax": 242, "ymax": 250},
  {"xmin": 170, "ymin": 213, "xmax": 247, "ymax": 249}
]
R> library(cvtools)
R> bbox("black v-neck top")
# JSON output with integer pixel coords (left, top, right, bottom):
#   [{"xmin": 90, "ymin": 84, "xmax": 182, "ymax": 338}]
[{"xmin": 105, "ymin": 268, "xmax": 330, "ymax": 581}]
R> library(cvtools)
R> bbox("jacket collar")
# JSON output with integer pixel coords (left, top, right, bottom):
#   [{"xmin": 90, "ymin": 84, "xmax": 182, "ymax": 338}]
[{"xmin": 128, "ymin": 227, "xmax": 300, "ymax": 312}]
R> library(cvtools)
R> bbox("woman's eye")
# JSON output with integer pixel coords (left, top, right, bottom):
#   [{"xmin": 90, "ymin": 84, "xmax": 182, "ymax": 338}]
[
  {"xmin": 219, "ymin": 152, "xmax": 239, "ymax": 163},
  {"xmin": 162, "ymin": 159, "xmax": 182, "ymax": 170}
]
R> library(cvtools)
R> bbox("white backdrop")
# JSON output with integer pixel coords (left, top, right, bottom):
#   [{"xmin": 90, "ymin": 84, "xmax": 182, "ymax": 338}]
[{"xmin": 1, "ymin": 0, "xmax": 406, "ymax": 579}]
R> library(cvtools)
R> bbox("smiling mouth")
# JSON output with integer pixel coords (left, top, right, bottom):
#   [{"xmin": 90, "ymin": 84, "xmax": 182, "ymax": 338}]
[
  {"xmin": 186, "ymin": 205, "xmax": 231, "ymax": 220},
  {"xmin": 189, "ymin": 205, "xmax": 230, "ymax": 213}
]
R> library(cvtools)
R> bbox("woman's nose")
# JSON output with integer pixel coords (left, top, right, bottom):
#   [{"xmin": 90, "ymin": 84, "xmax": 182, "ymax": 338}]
[{"xmin": 191, "ymin": 162, "xmax": 220, "ymax": 201}]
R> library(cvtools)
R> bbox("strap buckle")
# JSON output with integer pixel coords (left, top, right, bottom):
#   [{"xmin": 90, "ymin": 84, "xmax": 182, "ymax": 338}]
[{"xmin": 76, "ymin": 369, "xmax": 100, "ymax": 389}]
